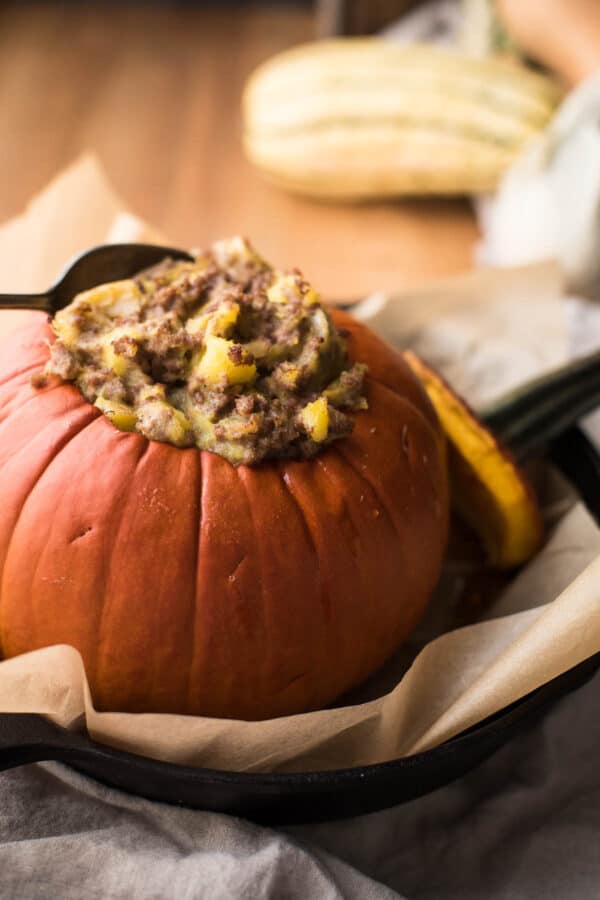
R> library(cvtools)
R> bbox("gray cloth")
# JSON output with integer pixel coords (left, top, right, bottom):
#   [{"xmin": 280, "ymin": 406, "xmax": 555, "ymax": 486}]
[{"xmin": 1, "ymin": 665, "xmax": 599, "ymax": 899}]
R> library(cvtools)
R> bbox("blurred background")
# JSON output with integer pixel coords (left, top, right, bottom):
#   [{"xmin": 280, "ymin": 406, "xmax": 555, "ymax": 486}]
[
  {"xmin": 0, "ymin": 0, "xmax": 481, "ymax": 298},
  {"xmin": 1, "ymin": 0, "xmax": 598, "ymax": 299}
]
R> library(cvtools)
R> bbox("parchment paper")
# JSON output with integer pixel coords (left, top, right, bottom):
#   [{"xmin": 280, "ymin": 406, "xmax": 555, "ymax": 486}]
[
  {"xmin": 350, "ymin": 262, "xmax": 567, "ymax": 408},
  {"xmin": 0, "ymin": 155, "xmax": 599, "ymax": 773}
]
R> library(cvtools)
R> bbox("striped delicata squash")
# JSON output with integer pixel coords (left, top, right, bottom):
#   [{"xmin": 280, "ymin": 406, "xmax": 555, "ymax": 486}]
[{"xmin": 242, "ymin": 39, "xmax": 561, "ymax": 199}]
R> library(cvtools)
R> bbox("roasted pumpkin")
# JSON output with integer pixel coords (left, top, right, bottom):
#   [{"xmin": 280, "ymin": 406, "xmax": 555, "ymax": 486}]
[{"xmin": 0, "ymin": 271, "xmax": 449, "ymax": 719}]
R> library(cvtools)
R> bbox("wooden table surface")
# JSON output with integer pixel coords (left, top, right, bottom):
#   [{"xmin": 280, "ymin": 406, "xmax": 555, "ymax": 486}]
[{"xmin": 0, "ymin": 2, "xmax": 477, "ymax": 303}]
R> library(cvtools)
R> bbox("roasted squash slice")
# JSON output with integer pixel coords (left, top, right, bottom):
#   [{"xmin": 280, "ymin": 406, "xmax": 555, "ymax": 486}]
[{"xmin": 405, "ymin": 351, "xmax": 543, "ymax": 569}]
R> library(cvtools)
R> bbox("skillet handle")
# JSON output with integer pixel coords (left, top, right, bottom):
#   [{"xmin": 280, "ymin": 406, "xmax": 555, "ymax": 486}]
[
  {"xmin": 0, "ymin": 713, "xmax": 89, "ymax": 770},
  {"xmin": 482, "ymin": 349, "xmax": 600, "ymax": 461}
]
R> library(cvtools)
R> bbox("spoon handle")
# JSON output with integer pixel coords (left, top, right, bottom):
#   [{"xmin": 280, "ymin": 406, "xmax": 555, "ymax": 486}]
[
  {"xmin": 0, "ymin": 293, "xmax": 53, "ymax": 314},
  {"xmin": 482, "ymin": 350, "xmax": 600, "ymax": 461}
]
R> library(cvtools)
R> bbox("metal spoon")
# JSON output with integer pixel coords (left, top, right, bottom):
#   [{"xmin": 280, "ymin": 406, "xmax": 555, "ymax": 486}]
[{"xmin": 0, "ymin": 243, "xmax": 194, "ymax": 315}]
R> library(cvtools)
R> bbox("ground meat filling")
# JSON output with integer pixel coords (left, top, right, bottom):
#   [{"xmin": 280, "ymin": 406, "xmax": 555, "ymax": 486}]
[{"xmin": 37, "ymin": 236, "xmax": 368, "ymax": 466}]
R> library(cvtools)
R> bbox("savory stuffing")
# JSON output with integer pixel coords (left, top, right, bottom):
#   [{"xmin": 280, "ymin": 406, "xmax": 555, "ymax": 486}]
[{"xmin": 36, "ymin": 237, "xmax": 367, "ymax": 465}]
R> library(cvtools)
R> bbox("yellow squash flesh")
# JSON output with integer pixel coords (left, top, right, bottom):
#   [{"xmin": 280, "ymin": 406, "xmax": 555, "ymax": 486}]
[{"xmin": 404, "ymin": 351, "xmax": 543, "ymax": 568}]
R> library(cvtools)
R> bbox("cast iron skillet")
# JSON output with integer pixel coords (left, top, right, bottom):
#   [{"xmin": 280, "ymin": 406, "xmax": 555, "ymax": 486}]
[
  {"xmin": 0, "ymin": 426, "xmax": 598, "ymax": 825},
  {"xmin": 2, "ymin": 246, "xmax": 600, "ymax": 823}
]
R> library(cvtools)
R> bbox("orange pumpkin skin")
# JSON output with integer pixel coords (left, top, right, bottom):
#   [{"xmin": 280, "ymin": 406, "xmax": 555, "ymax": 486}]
[{"xmin": 0, "ymin": 310, "xmax": 448, "ymax": 719}]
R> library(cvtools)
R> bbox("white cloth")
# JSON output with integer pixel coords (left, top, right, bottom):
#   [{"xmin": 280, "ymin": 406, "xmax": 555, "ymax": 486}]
[
  {"xmin": 477, "ymin": 72, "xmax": 600, "ymax": 298},
  {"xmin": 1, "ymin": 663, "xmax": 599, "ymax": 898},
  {"xmin": 384, "ymin": 2, "xmax": 600, "ymax": 300}
]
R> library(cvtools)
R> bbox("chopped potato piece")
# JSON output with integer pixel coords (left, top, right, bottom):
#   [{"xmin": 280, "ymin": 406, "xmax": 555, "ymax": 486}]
[
  {"xmin": 94, "ymin": 396, "xmax": 137, "ymax": 431},
  {"xmin": 187, "ymin": 300, "xmax": 240, "ymax": 339},
  {"xmin": 196, "ymin": 336, "xmax": 257, "ymax": 386},
  {"xmin": 102, "ymin": 342, "xmax": 129, "ymax": 378},
  {"xmin": 76, "ymin": 280, "xmax": 141, "ymax": 315},
  {"xmin": 267, "ymin": 273, "xmax": 320, "ymax": 307},
  {"xmin": 300, "ymin": 396, "xmax": 329, "ymax": 442},
  {"xmin": 53, "ymin": 315, "xmax": 80, "ymax": 349},
  {"xmin": 138, "ymin": 398, "xmax": 193, "ymax": 447},
  {"xmin": 267, "ymin": 274, "xmax": 301, "ymax": 305},
  {"xmin": 211, "ymin": 235, "xmax": 266, "ymax": 277}
]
